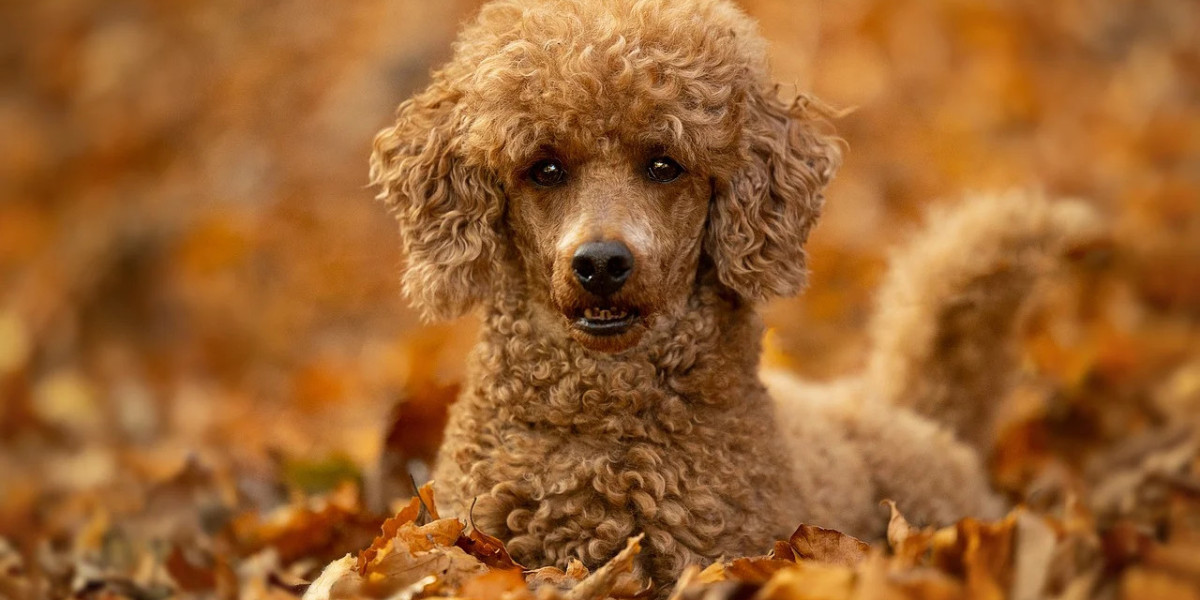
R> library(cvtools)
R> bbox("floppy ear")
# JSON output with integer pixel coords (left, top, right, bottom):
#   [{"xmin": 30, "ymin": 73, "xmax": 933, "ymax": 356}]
[
  {"xmin": 370, "ymin": 81, "xmax": 504, "ymax": 320},
  {"xmin": 706, "ymin": 90, "xmax": 841, "ymax": 300}
]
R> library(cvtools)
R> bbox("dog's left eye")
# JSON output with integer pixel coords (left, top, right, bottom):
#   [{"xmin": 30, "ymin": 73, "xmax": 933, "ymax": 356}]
[
  {"xmin": 646, "ymin": 157, "xmax": 683, "ymax": 183},
  {"xmin": 529, "ymin": 159, "xmax": 567, "ymax": 187}
]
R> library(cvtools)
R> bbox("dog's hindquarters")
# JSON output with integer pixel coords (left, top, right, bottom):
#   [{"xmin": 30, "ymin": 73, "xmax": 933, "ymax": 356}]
[
  {"xmin": 765, "ymin": 369, "xmax": 1004, "ymax": 535},
  {"xmin": 865, "ymin": 191, "xmax": 1100, "ymax": 451}
]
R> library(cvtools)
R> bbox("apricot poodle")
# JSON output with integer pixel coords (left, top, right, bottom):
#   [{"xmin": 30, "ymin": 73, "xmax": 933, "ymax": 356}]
[{"xmin": 370, "ymin": 0, "xmax": 1092, "ymax": 590}]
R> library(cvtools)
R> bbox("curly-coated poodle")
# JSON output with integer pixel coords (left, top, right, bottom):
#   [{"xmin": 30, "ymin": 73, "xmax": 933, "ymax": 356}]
[{"xmin": 370, "ymin": 0, "xmax": 1092, "ymax": 590}]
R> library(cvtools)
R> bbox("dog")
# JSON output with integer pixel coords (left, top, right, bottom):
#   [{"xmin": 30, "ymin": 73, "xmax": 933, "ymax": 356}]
[{"xmin": 370, "ymin": 0, "xmax": 1090, "ymax": 589}]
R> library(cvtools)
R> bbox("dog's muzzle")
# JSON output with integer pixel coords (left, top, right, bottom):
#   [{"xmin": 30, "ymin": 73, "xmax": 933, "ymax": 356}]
[{"xmin": 569, "ymin": 240, "xmax": 639, "ymax": 336}]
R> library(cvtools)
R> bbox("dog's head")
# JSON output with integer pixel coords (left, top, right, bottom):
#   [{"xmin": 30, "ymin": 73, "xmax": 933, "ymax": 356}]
[{"xmin": 372, "ymin": 0, "xmax": 840, "ymax": 352}]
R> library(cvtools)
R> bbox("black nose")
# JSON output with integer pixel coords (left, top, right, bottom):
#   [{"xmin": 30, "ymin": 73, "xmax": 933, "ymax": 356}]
[{"xmin": 572, "ymin": 241, "xmax": 634, "ymax": 297}]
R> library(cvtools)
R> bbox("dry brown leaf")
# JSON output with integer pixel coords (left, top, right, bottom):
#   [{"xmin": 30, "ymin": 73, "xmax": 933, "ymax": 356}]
[
  {"xmin": 1143, "ymin": 540, "xmax": 1200, "ymax": 582},
  {"xmin": 457, "ymin": 524, "xmax": 525, "ymax": 572},
  {"xmin": 787, "ymin": 524, "xmax": 870, "ymax": 568},
  {"xmin": 459, "ymin": 569, "xmax": 533, "ymax": 600},
  {"xmin": 0, "ymin": 538, "xmax": 36, "ymax": 600},
  {"xmin": 927, "ymin": 525, "xmax": 964, "ymax": 574},
  {"xmin": 1120, "ymin": 567, "xmax": 1200, "ymax": 600},
  {"xmin": 1100, "ymin": 520, "xmax": 1154, "ymax": 575},
  {"xmin": 525, "ymin": 559, "xmax": 590, "ymax": 591},
  {"xmin": 231, "ymin": 486, "xmax": 383, "ymax": 567},
  {"xmin": 564, "ymin": 534, "xmax": 645, "ymax": 600},
  {"xmin": 306, "ymin": 485, "xmax": 481, "ymax": 600},
  {"xmin": 1168, "ymin": 482, "xmax": 1200, "ymax": 545},
  {"xmin": 1010, "ymin": 511, "xmax": 1057, "ymax": 600},
  {"xmin": 417, "ymin": 480, "xmax": 440, "ymax": 521},
  {"xmin": 1088, "ymin": 426, "xmax": 1200, "ymax": 519},
  {"xmin": 303, "ymin": 554, "xmax": 358, "ymax": 600},
  {"xmin": 673, "ymin": 580, "xmax": 762, "ymax": 600},
  {"xmin": 361, "ymin": 544, "xmax": 485, "ymax": 598},
  {"xmin": 884, "ymin": 500, "xmax": 937, "ymax": 567},
  {"xmin": 392, "ymin": 518, "xmax": 465, "ymax": 554},
  {"xmin": 885, "ymin": 500, "xmax": 916, "ymax": 548},
  {"xmin": 1153, "ymin": 357, "xmax": 1200, "ymax": 424},
  {"xmin": 990, "ymin": 414, "xmax": 1056, "ymax": 495},
  {"xmin": 722, "ymin": 557, "xmax": 795, "ymax": 584},
  {"xmin": 856, "ymin": 554, "xmax": 965, "ymax": 600},
  {"xmin": 165, "ymin": 545, "xmax": 218, "ymax": 592},
  {"xmin": 958, "ymin": 516, "xmax": 1018, "ymax": 600},
  {"xmin": 753, "ymin": 562, "xmax": 855, "ymax": 600},
  {"xmin": 768, "ymin": 540, "xmax": 796, "ymax": 562},
  {"xmin": 695, "ymin": 561, "xmax": 726, "ymax": 584},
  {"xmin": 883, "ymin": 571, "xmax": 967, "ymax": 600},
  {"xmin": 1050, "ymin": 569, "xmax": 1102, "ymax": 600},
  {"xmin": 312, "ymin": 540, "xmax": 487, "ymax": 600},
  {"xmin": 356, "ymin": 492, "xmax": 424, "ymax": 574},
  {"xmin": 664, "ymin": 565, "xmax": 701, "ymax": 600}
]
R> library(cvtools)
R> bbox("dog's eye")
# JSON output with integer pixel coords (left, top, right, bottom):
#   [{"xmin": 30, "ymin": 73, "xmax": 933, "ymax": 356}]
[
  {"xmin": 646, "ymin": 157, "xmax": 683, "ymax": 183},
  {"xmin": 529, "ymin": 159, "xmax": 567, "ymax": 187}
]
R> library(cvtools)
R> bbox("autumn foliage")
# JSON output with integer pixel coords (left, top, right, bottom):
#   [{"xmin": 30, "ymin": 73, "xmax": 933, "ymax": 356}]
[{"xmin": 1, "ymin": 0, "xmax": 1198, "ymax": 599}]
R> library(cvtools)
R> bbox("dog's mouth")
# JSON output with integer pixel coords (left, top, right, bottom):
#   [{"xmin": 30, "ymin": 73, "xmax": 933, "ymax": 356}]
[{"xmin": 572, "ymin": 306, "xmax": 640, "ymax": 337}]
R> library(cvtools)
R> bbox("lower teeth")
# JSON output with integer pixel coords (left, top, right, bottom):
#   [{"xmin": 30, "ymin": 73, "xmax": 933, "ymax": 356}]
[{"xmin": 584, "ymin": 308, "xmax": 628, "ymax": 321}]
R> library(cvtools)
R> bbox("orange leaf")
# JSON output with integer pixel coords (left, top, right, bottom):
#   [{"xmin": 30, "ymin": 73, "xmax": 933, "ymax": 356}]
[
  {"xmin": 355, "ymin": 495, "xmax": 422, "ymax": 574},
  {"xmin": 724, "ymin": 557, "xmax": 796, "ymax": 584},
  {"xmin": 459, "ymin": 569, "xmax": 532, "ymax": 600}
]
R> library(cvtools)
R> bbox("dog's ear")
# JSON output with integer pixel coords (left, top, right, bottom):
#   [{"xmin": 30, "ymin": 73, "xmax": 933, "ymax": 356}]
[
  {"xmin": 370, "ymin": 81, "xmax": 503, "ymax": 320},
  {"xmin": 706, "ymin": 90, "xmax": 841, "ymax": 300}
]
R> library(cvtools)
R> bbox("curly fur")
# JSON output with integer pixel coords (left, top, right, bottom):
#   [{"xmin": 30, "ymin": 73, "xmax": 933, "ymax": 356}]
[
  {"xmin": 370, "ymin": 0, "xmax": 1090, "ymax": 591},
  {"xmin": 370, "ymin": 0, "xmax": 838, "ymax": 320},
  {"xmin": 867, "ymin": 191, "xmax": 1101, "ymax": 450}
]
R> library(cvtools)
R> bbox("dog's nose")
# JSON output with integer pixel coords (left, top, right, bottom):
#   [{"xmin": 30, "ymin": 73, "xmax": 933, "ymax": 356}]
[{"xmin": 572, "ymin": 241, "xmax": 634, "ymax": 297}]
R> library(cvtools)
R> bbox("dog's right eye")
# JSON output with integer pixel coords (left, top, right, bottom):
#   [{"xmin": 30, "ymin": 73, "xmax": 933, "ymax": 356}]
[
  {"xmin": 646, "ymin": 156, "xmax": 683, "ymax": 183},
  {"xmin": 529, "ymin": 159, "xmax": 567, "ymax": 187}
]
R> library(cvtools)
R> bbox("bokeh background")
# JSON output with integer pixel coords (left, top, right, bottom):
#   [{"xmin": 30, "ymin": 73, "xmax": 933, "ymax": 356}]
[{"xmin": 1, "ymin": 0, "xmax": 1198, "ymax": 597}]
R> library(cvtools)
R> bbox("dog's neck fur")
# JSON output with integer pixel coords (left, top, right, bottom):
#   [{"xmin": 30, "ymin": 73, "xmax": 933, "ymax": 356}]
[
  {"xmin": 437, "ymin": 264, "xmax": 800, "ymax": 579},
  {"xmin": 474, "ymin": 267, "xmax": 773, "ymax": 430}
]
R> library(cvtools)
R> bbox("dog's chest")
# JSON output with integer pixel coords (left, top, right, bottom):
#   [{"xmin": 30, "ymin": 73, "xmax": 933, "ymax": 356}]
[
  {"xmin": 436, "ymin": 318, "xmax": 792, "ymax": 577},
  {"xmin": 450, "ymin": 399, "xmax": 789, "ymax": 575}
]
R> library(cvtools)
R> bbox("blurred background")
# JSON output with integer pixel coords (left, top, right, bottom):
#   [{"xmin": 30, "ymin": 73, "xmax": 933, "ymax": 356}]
[{"xmin": 1, "ymin": 0, "xmax": 1197, "ymax": 596}]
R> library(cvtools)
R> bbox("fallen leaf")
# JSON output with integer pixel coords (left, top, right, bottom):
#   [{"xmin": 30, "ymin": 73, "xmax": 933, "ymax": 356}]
[
  {"xmin": 787, "ymin": 524, "xmax": 870, "ymax": 568},
  {"xmin": 231, "ymin": 484, "xmax": 381, "ymax": 566},
  {"xmin": 525, "ymin": 559, "xmax": 590, "ymax": 591},
  {"xmin": 1120, "ymin": 567, "xmax": 1200, "ymax": 600},
  {"xmin": 456, "ymin": 524, "xmax": 524, "ymax": 572},
  {"xmin": 564, "ymin": 534, "xmax": 645, "ymax": 600},
  {"xmin": 356, "ymin": 492, "xmax": 424, "ymax": 574},
  {"xmin": 884, "ymin": 500, "xmax": 938, "ymax": 567},
  {"xmin": 958, "ymin": 516, "xmax": 1018, "ymax": 600},
  {"xmin": 459, "ymin": 568, "xmax": 532, "ymax": 600},
  {"xmin": 722, "ymin": 557, "xmax": 795, "ymax": 584},
  {"xmin": 360, "ymin": 543, "xmax": 484, "ymax": 598},
  {"xmin": 1088, "ymin": 426, "xmax": 1199, "ymax": 519},
  {"xmin": 1010, "ymin": 511, "xmax": 1056, "ymax": 600},
  {"xmin": 753, "ymin": 562, "xmax": 855, "ymax": 600},
  {"xmin": 303, "ymin": 554, "xmax": 359, "ymax": 600},
  {"xmin": 165, "ymin": 545, "xmax": 217, "ymax": 592}
]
